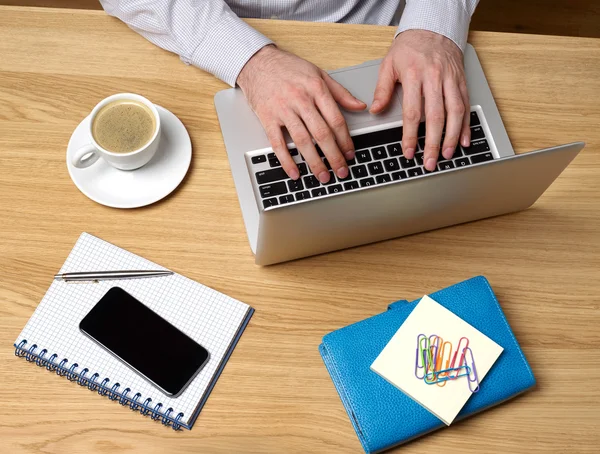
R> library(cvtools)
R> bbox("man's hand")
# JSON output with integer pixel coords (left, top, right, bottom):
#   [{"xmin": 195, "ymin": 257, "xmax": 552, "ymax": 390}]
[
  {"xmin": 237, "ymin": 45, "xmax": 366, "ymax": 183},
  {"xmin": 371, "ymin": 30, "xmax": 471, "ymax": 171}
]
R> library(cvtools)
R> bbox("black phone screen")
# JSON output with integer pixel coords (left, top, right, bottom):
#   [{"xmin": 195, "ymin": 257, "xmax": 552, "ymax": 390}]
[{"xmin": 80, "ymin": 287, "xmax": 210, "ymax": 397}]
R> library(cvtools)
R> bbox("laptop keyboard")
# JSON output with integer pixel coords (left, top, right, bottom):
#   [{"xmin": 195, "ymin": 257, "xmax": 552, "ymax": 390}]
[{"xmin": 251, "ymin": 110, "xmax": 493, "ymax": 209}]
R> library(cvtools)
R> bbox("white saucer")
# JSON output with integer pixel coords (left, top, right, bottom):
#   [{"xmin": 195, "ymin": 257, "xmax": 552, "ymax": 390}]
[{"xmin": 66, "ymin": 105, "xmax": 192, "ymax": 209}]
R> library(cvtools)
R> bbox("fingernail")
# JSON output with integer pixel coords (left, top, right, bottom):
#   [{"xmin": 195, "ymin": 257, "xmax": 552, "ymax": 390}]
[
  {"xmin": 405, "ymin": 148, "xmax": 415, "ymax": 159},
  {"xmin": 443, "ymin": 147, "xmax": 454, "ymax": 159},
  {"xmin": 318, "ymin": 171, "xmax": 330, "ymax": 184},
  {"xmin": 337, "ymin": 167, "xmax": 348, "ymax": 179},
  {"xmin": 344, "ymin": 150, "xmax": 355, "ymax": 160},
  {"xmin": 289, "ymin": 168, "xmax": 299, "ymax": 180},
  {"xmin": 426, "ymin": 158, "xmax": 436, "ymax": 170},
  {"xmin": 462, "ymin": 135, "xmax": 470, "ymax": 147}
]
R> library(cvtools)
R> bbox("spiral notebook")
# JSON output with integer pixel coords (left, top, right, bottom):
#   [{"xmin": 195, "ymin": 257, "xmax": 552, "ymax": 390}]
[{"xmin": 13, "ymin": 232, "xmax": 254, "ymax": 430}]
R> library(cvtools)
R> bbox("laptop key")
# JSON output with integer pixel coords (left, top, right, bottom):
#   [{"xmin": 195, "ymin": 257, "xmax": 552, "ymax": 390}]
[
  {"xmin": 391, "ymin": 171, "xmax": 407, "ymax": 180},
  {"xmin": 303, "ymin": 175, "xmax": 320, "ymax": 188},
  {"xmin": 298, "ymin": 163, "xmax": 309, "ymax": 176},
  {"xmin": 338, "ymin": 171, "xmax": 353, "ymax": 182},
  {"xmin": 418, "ymin": 122, "xmax": 426, "ymax": 138},
  {"xmin": 470, "ymin": 126, "xmax": 485, "ymax": 140},
  {"xmin": 463, "ymin": 139, "xmax": 490, "ymax": 155},
  {"xmin": 279, "ymin": 194, "xmax": 295, "ymax": 204},
  {"xmin": 376, "ymin": 174, "xmax": 391, "ymax": 184},
  {"xmin": 418, "ymin": 137, "xmax": 426, "ymax": 150},
  {"xmin": 407, "ymin": 168, "xmax": 424, "ymax": 177},
  {"xmin": 346, "ymin": 157, "xmax": 356, "ymax": 166},
  {"xmin": 251, "ymin": 155, "xmax": 267, "ymax": 164},
  {"xmin": 311, "ymin": 187, "xmax": 327, "ymax": 197},
  {"xmin": 384, "ymin": 158, "xmax": 400, "ymax": 172},
  {"xmin": 371, "ymin": 147, "xmax": 387, "ymax": 160},
  {"xmin": 287, "ymin": 179, "xmax": 304, "ymax": 192},
  {"xmin": 399, "ymin": 157, "xmax": 416, "ymax": 168},
  {"xmin": 360, "ymin": 177, "xmax": 375, "ymax": 187},
  {"xmin": 295, "ymin": 191, "xmax": 311, "ymax": 201},
  {"xmin": 438, "ymin": 161, "xmax": 455, "ymax": 171},
  {"xmin": 269, "ymin": 157, "xmax": 281, "ymax": 168},
  {"xmin": 356, "ymin": 149, "xmax": 372, "ymax": 163},
  {"xmin": 322, "ymin": 171, "xmax": 336, "ymax": 185},
  {"xmin": 455, "ymin": 157, "xmax": 471, "ymax": 167},
  {"xmin": 328, "ymin": 184, "xmax": 343, "ymax": 194},
  {"xmin": 256, "ymin": 167, "xmax": 288, "ymax": 184},
  {"xmin": 352, "ymin": 165, "xmax": 368, "ymax": 179},
  {"xmin": 267, "ymin": 152, "xmax": 276, "ymax": 160},
  {"xmin": 387, "ymin": 143, "xmax": 402, "ymax": 157},
  {"xmin": 344, "ymin": 181, "xmax": 359, "ymax": 190},
  {"xmin": 263, "ymin": 198, "xmax": 278, "ymax": 208},
  {"xmin": 260, "ymin": 181, "xmax": 288, "ymax": 198},
  {"xmin": 471, "ymin": 152, "xmax": 494, "ymax": 164},
  {"xmin": 368, "ymin": 162, "xmax": 384, "ymax": 175},
  {"xmin": 289, "ymin": 148, "xmax": 299, "ymax": 156},
  {"xmin": 470, "ymin": 111, "xmax": 480, "ymax": 126},
  {"xmin": 415, "ymin": 153, "xmax": 424, "ymax": 166}
]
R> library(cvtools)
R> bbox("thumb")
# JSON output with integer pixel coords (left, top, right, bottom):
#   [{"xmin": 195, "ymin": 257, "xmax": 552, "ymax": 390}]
[
  {"xmin": 370, "ymin": 61, "xmax": 396, "ymax": 114},
  {"xmin": 322, "ymin": 71, "xmax": 367, "ymax": 111}
]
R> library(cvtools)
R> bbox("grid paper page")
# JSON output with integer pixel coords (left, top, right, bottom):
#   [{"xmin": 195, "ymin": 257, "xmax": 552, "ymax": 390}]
[{"xmin": 15, "ymin": 233, "xmax": 251, "ymax": 427}]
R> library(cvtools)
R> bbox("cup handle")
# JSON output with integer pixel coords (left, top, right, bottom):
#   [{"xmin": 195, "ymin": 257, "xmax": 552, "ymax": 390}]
[{"xmin": 72, "ymin": 144, "xmax": 100, "ymax": 169}]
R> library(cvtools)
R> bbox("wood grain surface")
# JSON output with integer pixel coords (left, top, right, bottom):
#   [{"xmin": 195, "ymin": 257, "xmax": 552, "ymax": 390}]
[{"xmin": 1, "ymin": 6, "xmax": 599, "ymax": 453}]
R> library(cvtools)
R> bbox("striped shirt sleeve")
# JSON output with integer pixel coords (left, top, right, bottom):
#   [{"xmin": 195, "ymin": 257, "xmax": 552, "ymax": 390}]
[
  {"xmin": 99, "ymin": 0, "xmax": 273, "ymax": 87},
  {"xmin": 396, "ymin": 0, "xmax": 480, "ymax": 52}
]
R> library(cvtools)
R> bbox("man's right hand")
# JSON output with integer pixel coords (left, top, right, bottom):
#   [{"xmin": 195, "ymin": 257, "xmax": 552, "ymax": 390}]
[{"xmin": 237, "ymin": 45, "xmax": 366, "ymax": 183}]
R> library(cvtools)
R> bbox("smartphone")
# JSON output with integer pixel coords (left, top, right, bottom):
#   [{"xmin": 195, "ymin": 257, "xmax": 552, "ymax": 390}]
[{"xmin": 80, "ymin": 287, "xmax": 210, "ymax": 397}]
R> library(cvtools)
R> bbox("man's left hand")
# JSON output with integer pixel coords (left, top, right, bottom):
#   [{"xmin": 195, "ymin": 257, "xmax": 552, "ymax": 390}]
[{"xmin": 371, "ymin": 30, "xmax": 471, "ymax": 172}]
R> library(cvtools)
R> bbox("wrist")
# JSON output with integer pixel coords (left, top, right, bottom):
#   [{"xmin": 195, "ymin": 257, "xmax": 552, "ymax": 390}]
[{"xmin": 237, "ymin": 44, "xmax": 278, "ymax": 89}]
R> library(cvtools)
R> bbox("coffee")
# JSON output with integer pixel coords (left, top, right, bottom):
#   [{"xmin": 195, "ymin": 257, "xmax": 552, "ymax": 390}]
[{"xmin": 92, "ymin": 99, "xmax": 156, "ymax": 153}]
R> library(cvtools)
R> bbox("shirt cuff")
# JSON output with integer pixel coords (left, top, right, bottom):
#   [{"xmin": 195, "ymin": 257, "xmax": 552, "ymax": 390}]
[
  {"xmin": 187, "ymin": 14, "xmax": 273, "ymax": 87},
  {"xmin": 396, "ymin": 0, "xmax": 472, "ymax": 52}
]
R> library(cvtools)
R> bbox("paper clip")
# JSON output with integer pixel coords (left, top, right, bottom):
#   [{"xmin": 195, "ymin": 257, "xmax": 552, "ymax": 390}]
[
  {"xmin": 424, "ymin": 365, "xmax": 471, "ymax": 385},
  {"xmin": 428, "ymin": 335, "xmax": 441, "ymax": 372},
  {"xmin": 463, "ymin": 347, "xmax": 480, "ymax": 393},
  {"xmin": 415, "ymin": 334, "xmax": 427, "ymax": 379},
  {"xmin": 434, "ymin": 341, "xmax": 453, "ymax": 387},
  {"xmin": 448, "ymin": 336, "xmax": 470, "ymax": 379}
]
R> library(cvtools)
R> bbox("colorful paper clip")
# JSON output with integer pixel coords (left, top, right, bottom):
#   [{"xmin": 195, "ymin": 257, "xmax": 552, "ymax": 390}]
[
  {"xmin": 424, "ymin": 365, "xmax": 471, "ymax": 384},
  {"xmin": 463, "ymin": 347, "xmax": 480, "ymax": 393},
  {"xmin": 414, "ymin": 334, "xmax": 480, "ymax": 393}
]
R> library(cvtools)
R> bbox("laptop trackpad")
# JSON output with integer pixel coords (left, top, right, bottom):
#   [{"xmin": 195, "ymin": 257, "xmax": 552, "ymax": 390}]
[{"xmin": 328, "ymin": 61, "xmax": 404, "ymax": 128}]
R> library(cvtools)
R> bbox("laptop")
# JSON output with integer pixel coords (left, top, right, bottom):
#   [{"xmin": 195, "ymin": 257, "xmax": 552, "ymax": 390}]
[{"xmin": 214, "ymin": 44, "xmax": 584, "ymax": 265}]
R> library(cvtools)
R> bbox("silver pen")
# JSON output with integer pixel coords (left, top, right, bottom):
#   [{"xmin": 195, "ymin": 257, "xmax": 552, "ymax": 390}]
[{"xmin": 54, "ymin": 270, "xmax": 174, "ymax": 282}]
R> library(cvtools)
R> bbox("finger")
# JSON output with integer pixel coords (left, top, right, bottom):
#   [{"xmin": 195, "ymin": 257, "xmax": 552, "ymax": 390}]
[
  {"xmin": 315, "ymin": 92, "xmax": 356, "ymax": 161},
  {"xmin": 458, "ymin": 79, "xmax": 471, "ymax": 147},
  {"xmin": 297, "ymin": 101, "xmax": 348, "ymax": 180},
  {"xmin": 282, "ymin": 112, "xmax": 329, "ymax": 183},
  {"xmin": 400, "ymin": 72, "xmax": 422, "ymax": 159},
  {"xmin": 423, "ymin": 74, "xmax": 445, "ymax": 171},
  {"xmin": 371, "ymin": 60, "xmax": 396, "ymax": 114},
  {"xmin": 322, "ymin": 71, "xmax": 367, "ymax": 112},
  {"xmin": 440, "ymin": 80, "xmax": 465, "ymax": 160},
  {"xmin": 264, "ymin": 121, "xmax": 299, "ymax": 180}
]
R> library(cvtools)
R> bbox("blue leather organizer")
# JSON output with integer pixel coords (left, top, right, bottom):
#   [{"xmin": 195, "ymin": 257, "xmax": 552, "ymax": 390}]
[{"xmin": 319, "ymin": 276, "xmax": 535, "ymax": 453}]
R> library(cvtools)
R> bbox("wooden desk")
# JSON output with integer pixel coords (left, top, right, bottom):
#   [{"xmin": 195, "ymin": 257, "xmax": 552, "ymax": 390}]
[{"xmin": 1, "ymin": 6, "xmax": 599, "ymax": 453}]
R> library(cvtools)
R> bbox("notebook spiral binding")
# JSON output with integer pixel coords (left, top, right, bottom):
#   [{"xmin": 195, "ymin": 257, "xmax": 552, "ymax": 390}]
[{"xmin": 15, "ymin": 340, "xmax": 185, "ymax": 430}]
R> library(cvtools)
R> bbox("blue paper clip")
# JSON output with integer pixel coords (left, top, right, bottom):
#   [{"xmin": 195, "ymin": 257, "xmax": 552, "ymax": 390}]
[
  {"xmin": 463, "ymin": 347, "xmax": 480, "ymax": 393},
  {"xmin": 424, "ymin": 365, "xmax": 471, "ymax": 384}
]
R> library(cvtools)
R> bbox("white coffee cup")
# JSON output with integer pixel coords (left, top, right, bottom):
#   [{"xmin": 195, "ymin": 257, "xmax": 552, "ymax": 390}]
[{"xmin": 72, "ymin": 93, "xmax": 161, "ymax": 170}]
